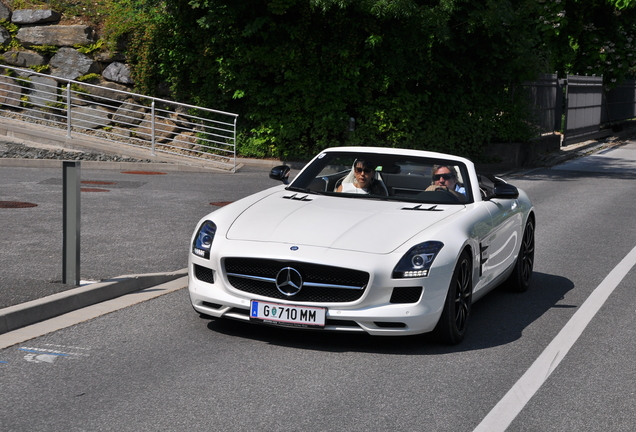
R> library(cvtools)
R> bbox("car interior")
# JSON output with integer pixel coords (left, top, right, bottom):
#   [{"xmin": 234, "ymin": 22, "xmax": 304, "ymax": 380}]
[{"xmin": 294, "ymin": 153, "xmax": 472, "ymax": 204}]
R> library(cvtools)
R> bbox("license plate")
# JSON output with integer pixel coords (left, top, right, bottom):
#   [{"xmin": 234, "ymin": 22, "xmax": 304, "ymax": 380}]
[{"xmin": 250, "ymin": 300, "xmax": 326, "ymax": 328}]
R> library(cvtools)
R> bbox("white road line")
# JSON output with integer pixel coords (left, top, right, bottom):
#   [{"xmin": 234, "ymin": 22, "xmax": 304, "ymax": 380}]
[{"xmin": 474, "ymin": 245, "xmax": 636, "ymax": 432}]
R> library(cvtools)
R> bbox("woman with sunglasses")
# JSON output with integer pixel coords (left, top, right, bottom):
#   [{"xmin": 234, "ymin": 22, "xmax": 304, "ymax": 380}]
[
  {"xmin": 426, "ymin": 165, "xmax": 466, "ymax": 196},
  {"xmin": 336, "ymin": 159, "xmax": 386, "ymax": 195}
]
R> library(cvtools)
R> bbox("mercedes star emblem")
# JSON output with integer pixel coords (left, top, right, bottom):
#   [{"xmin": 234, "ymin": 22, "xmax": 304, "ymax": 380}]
[{"xmin": 275, "ymin": 267, "xmax": 303, "ymax": 296}]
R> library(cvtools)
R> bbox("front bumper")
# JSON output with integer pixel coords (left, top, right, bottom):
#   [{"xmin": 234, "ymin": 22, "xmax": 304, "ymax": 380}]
[{"xmin": 188, "ymin": 243, "xmax": 455, "ymax": 336}]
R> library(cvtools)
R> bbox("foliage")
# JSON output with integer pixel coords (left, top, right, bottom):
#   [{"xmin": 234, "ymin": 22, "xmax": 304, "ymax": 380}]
[
  {"xmin": 28, "ymin": 64, "xmax": 49, "ymax": 73},
  {"xmin": 76, "ymin": 73, "xmax": 101, "ymax": 82},
  {"xmin": 75, "ymin": 39, "xmax": 105, "ymax": 55},
  {"xmin": 535, "ymin": 0, "xmax": 636, "ymax": 87},
  {"xmin": 30, "ymin": 45, "xmax": 59, "ymax": 55},
  {"xmin": 8, "ymin": 0, "xmax": 636, "ymax": 159},
  {"xmin": 109, "ymin": 0, "xmax": 543, "ymax": 159},
  {"xmin": 0, "ymin": 20, "xmax": 19, "ymax": 36},
  {"xmin": 0, "ymin": 19, "xmax": 21, "ymax": 50}
]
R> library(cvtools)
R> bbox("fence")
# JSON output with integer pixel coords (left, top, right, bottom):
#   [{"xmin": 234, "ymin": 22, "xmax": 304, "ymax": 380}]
[
  {"xmin": 0, "ymin": 65, "xmax": 239, "ymax": 171},
  {"xmin": 526, "ymin": 73, "xmax": 636, "ymax": 146}
]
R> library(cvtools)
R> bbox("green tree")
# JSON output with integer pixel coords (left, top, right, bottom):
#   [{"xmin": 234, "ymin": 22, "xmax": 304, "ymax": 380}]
[
  {"xmin": 537, "ymin": 0, "xmax": 636, "ymax": 87},
  {"xmin": 109, "ymin": 0, "xmax": 547, "ymax": 159}
]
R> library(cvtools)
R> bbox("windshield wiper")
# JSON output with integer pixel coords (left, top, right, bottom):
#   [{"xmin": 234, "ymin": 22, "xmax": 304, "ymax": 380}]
[{"xmin": 286, "ymin": 186, "xmax": 312, "ymax": 193}]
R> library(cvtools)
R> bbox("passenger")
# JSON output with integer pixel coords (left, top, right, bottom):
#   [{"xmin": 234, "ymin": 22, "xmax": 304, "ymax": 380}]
[
  {"xmin": 336, "ymin": 159, "xmax": 386, "ymax": 195},
  {"xmin": 426, "ymin": 165, "xmax": 466, "ymax": 196}
]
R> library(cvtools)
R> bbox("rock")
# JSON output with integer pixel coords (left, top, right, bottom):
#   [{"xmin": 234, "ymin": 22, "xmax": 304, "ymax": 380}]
[
  {"xmin": 28, "ymin": 75, "xmax": 59, "ymax": 108},
  {"xmin": 0, "ymin": 26, "xmax": 10, "ymax": 44},
  {"xmin": 3, "ymin": 50, "xmax": 47, "ymax": 67},
  {"xmin": 112, "ymin": 98, "xmax": 147, "ymax": 125},
  {"xmin": 17, "ymin": 25, "xmax": 96, "ymax": 47},
  {"xmin": 134, "ymin": 114, "xmax": 177, "ymax": 143},
  {"xmin": 0, "ymin": 2, "xmax": 12, "ymax": 21},
  {"xmin": 0, "ymin": 141, "xmax": 153, "ymax": 163},
  {"xmin": 70, "ymin": 104, "xmax": 112, "ymax": 130},
  {"xmin": 30, "ymin": 108, "xmax": 66, "ymax": 124},
  {"xmin": 94, "ymin": 51, "xmax": 127, "ymax": 63},
  {"xmin": 82, "ymin": 78, "xmax": 132, "ymax": 104},
  {"xmin": 102, "ymin": 62, "xmax": 134, "ymax": 85},
  {"xmin": 11, "ymin": 9, "xmax": 61, "ymax": 25},
  {"xmin": 49, "ymin": 47, "xmax": 99, "ymax": 81},
  {"xmin": 173, "ymin": 132, "xmax": 199, "ymax": 150},
  {"xmin": 0, "ymin": 75, "xmax": 22, "ymax": 108}
]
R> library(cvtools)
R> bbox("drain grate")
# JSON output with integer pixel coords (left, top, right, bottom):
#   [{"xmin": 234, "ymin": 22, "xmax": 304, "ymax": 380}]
[{"xmin": 0, "ymin": 201, "xmax": 38, "ymax": 208}]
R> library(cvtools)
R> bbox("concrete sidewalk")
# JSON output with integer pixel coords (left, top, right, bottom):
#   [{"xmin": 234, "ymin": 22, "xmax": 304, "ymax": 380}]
[{"xmin": 1, "ymin": 117, "xmax": 634, "ymax": 338}]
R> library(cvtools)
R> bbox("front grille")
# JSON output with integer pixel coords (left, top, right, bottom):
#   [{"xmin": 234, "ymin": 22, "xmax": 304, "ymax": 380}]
[
  {"xmin": 390, "ymin": 286, "xmax": 423, "ymax": 304},
  {"xmin": 194, "ymin": 264, "xmax": 215, "ymax": 284},
  {"xmin": 224, "ymin": 258, "xmax": 369, "ymax": 303}
]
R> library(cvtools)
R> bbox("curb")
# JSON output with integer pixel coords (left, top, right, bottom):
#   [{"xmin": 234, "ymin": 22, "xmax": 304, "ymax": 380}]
[
  {"xmin": 0, "ymin": 268, "xmax": 187, "ymax": 335},
  {"xmin": 0, "ymin": 157, "xmax": 242, "ymax": 173}
]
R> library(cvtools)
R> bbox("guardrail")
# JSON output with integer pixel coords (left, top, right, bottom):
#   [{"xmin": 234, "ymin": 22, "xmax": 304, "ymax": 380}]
[{"xmin": 0, "ymin": 65, "xmax": 239, "ymax": 171}]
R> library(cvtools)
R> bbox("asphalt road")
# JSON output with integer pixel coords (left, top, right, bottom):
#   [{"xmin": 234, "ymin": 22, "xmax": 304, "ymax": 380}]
[
  {"xmin": 2, "ymin": 142, "xmax": 636, "ymax": 431},
  {"xmin": 0, "ymin": 163, "xmax": 282, "ymax": 308}
]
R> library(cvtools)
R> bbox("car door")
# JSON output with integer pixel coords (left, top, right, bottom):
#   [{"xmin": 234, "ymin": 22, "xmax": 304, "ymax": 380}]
[{"xmin": 478, "ymin": 197, "xmax": 523, "ymax": 286}]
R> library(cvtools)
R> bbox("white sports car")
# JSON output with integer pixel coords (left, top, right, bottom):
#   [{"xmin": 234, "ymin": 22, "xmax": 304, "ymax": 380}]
[{"xmin": 188, "ymin": 147, "xmax": 535, "ymax": 344}]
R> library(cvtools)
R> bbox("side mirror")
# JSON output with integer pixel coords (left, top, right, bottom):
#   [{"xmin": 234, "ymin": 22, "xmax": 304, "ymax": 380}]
[
  {"xmin": 269, "ymin": 165, "xmax": 291, "ymax": 184},
  {"xmin": 492, "ymin": 183, "xmax": 519, "ymax": 199}
]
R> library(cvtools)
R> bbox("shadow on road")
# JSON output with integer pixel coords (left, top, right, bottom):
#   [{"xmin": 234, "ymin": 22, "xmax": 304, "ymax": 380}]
[{"xmin": 204, "ymin": 271, "xmax": 574, "ymax": 355}]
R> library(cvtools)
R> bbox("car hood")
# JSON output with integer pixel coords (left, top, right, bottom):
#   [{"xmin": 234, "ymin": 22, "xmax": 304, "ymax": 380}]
[{"xmin": 226, "ymin": 191, "xmax": 464, "ymax": 254}]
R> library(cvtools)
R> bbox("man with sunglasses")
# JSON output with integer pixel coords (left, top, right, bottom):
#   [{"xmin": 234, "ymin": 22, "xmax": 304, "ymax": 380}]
[
  {"xmin": 336, "ymin": 159, "xmax": 387, "ymax": 195},
  {"xmin": 426, "ymin": 165, "xmax": 466, "ymax": 196}
]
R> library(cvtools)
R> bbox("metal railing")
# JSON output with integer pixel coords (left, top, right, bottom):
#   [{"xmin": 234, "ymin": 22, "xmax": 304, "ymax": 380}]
[{"xmin": 0, "ymin": 64, "xmax": 239, "ymax": 171}]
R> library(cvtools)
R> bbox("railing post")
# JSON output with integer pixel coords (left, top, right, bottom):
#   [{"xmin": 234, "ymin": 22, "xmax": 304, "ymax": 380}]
[
  {"xmin": 62, "ymin": 161, "xmax": 81, "ymax": 285},
  {"xmin": 151, "ymin": 100, "xmax": 156, "ymax": 156},
  {"xmin": 66, "ymin": 82, "xmax": 72, "ymax": 138},
  {"xmin": 233, "ymin": 116, "xmax": 237, "ymax": 172}
]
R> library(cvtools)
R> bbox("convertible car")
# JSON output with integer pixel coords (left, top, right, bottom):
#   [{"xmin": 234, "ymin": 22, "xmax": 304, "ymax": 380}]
[{"xmin": 188, "ymin": 147, "xmax": 535, "ymax": 344}]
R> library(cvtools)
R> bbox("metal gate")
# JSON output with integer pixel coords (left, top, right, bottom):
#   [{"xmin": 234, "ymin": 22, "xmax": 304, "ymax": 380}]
[
  {"xmin": 563, "ymin": 75, "xmax": 604, "ymax": 146},
  {"xmin": 603, "ymin": 79, "xmax": 636, "ymax": 125}
]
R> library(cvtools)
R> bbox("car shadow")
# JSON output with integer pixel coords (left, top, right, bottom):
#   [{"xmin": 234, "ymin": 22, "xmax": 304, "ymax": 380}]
[{"xmin": 204, "ymin": 271, "xmax": 574, "ymax": 355}]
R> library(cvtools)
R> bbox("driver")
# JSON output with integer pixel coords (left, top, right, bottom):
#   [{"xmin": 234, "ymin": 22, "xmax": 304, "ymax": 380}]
[{"xmin": 426, "ymin": 165, "xmax": 466, "ymax": 196}]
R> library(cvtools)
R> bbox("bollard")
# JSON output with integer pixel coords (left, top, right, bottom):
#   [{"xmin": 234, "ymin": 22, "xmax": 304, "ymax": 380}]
[{"xmin": 62, "ymin": 161, "xmax": 81, "ymax": 285}]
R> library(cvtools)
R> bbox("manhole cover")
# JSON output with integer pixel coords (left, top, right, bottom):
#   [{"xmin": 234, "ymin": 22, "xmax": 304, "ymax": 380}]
[
  {"xmin": 81, "ymin": 188, "xmax": 110, "ymax": 193},
  {"xmin": 121, "ymin": 171, "xmax": 167, "ymax": 175},
  {"xmin": 82, "ymin": 180, "xmax": 116, "ymax": 185},
  {"xmin": 0, "ymin": 201, "xmax": 38, "ymax": 208},
  {"xmin": 210, "ymin": 201, "xmax": 233, "ymax": 207}
]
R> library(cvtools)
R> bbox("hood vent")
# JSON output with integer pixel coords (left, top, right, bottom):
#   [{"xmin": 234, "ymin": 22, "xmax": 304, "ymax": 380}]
[
  {"xmin": 401, "ymin": 204, "xmax": 443, "ymax": 211},
  {"xmin": 283, "ymin": 193, "xmax": 312, "ymax": 201}
]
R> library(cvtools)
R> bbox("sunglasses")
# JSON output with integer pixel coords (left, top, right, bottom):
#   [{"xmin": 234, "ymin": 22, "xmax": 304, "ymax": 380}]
[
  {"xmin": 433, "ymin": 173, "xmax": 454, "ymax": 181},
  {"xmin": 355, "ymin": 167, "xmax": 373, "ymax": 174}
]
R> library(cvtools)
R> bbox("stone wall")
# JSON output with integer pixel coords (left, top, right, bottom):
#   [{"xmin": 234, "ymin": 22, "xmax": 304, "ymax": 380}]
[{"xmin": 0, "ymin": 4, "xmax": 132, "ymax": 91}]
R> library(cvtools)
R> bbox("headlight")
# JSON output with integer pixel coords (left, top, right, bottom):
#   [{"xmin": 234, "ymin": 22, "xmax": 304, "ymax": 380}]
[
  {"xmin": 392, "ymin": 241, "xmax": 444, "ymax": 278},
  {"xmin": 192, "ymin": 221, "xmax": 217, "ymax": 259}
]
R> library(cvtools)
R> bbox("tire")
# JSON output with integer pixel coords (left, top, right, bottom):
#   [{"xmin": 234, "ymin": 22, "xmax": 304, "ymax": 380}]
[
  {"xmin": 506, "ymin": 217, "xmax": 535, "ymax": 293},
  {"xmin": 434, "ymin": 250, "xmax": 472, "ymax": 345}
]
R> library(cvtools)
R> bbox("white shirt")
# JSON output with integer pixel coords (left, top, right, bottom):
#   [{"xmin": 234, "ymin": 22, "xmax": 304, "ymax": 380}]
[{"xmin": 340, "ymin": 182, "xmax": 369, "ymax": 194}]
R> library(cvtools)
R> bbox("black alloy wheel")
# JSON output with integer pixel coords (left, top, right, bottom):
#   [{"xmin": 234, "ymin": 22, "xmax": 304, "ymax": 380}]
[
  {"xmin": 434, "ymin": 250, "xmax": 472, "ymax": 345},
  {"xmin": 506, "ymin": 218, "xmax": 535, "ymax": 293}
]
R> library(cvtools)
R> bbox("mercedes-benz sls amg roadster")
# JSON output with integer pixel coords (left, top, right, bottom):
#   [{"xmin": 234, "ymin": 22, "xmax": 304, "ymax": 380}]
[{"xmin": 188, "ymin": 147, "xmax": 535, "ymax": 344}]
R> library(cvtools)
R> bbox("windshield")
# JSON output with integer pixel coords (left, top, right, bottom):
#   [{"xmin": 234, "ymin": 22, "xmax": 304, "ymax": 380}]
[{"xmin": 289, "ymin": 151, "xmax": 472, "ymax": 204}]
